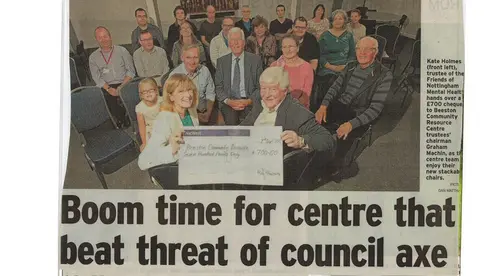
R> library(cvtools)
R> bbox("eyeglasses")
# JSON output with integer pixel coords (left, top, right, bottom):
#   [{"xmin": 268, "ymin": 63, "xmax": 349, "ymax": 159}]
[
  {"xmin": 356, "ymin": 47, "xmax": 377, "ymax": 52},
  {"xmin": 222, "ymin": 24, "xmax": 234, "ymax": 27},
  {"xmin": 281, "ymin": 45, "xmax": 297, "ymax": 49},
  {"xmin": 140, "ymin": 38, "xmax": 153, "ymax": 42},
  {"xmin": 140, "ymin": 88, "xmax": 157, "ymax": 95},
  {"xmin": 294, "ymin": 26, "xmax": 307, "ymax": 30}
]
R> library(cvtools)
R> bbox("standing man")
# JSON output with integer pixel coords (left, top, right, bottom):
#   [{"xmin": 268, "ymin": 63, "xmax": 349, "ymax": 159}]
[
  {"xmin": 169, "ymin": 44, "xmax": 217, "ymax": 125},
  {"xmin": 199, "ymin": 5, "xmax": 222, "ymax": 48},
  {"xmin": 235, "ymin": 5, "xmax": 254, "ymax": 38},
  {"xmin": 292, "ymin": 16, "xmax": 320, "ymax": 71},
  {"xmin": 133, "ymin": 30, "xmax": 169, "ymax": 85},
  {"xmin": 131, "ymin": 8, "xmax": 165, "ymax": 53},
  {"xmin": 269, "ymin": 4, "xmax": 293, "ymax": 40},
  {"xmin": 215, "ymin": 27, "xmax": 263, "ymax": 125},
  {"xmin": 89, "ymin": 26, "xmax": 136, "ymax": 127},
  {"xmin": 209, "ymin": 17, "xmax": 234, "ymax": 68}
]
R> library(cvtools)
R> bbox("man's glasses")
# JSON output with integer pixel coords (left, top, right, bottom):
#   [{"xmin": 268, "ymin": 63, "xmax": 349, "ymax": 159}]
[
  {"xmin": 294, "ymin": 26, "xmax": 307, "ymax": 30},
  {"xmin": 356, "ymin": 47, "xmax": 377, "ymax": 52}
]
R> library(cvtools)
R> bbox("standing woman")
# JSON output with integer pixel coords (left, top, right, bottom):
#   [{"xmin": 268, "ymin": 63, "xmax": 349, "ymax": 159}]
[
  {"xmin": 307, "ymin": 4, "xmax": 330, "ymax": 40},
  {"xmin": 270, "ymin": 35, "xmax": 313, "ymax": 108},
  {"xmin": 313, "ymin": 9, "xmax": 355, "ymax": 112},
  {"xmin": 245, "ymin": 16, "xmax": 277, "ymax": 69},
  {"xmin": 171, "ymin": 20, "xmax": 207, "ymax": 67},
  {"xmin": 167, "ymin": 6, "xmax": 199, "ymax": 67}
]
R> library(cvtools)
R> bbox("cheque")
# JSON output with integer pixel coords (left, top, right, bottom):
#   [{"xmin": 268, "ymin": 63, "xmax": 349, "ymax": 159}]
[{"xmin": 178, "ymin": 126, "xmax": 283, "ymax": 186}]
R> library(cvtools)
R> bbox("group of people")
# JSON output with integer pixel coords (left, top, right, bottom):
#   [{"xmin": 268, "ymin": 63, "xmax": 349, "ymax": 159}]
[{"xmin": 86, "ymin": 3, "xmax": 392, "ymax": 187}]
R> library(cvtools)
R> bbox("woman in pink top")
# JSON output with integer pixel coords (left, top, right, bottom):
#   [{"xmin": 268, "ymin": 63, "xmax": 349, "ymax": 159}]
[{"xmin": 270, "ymin": 35, "xmax": 314, "ymax": 108}]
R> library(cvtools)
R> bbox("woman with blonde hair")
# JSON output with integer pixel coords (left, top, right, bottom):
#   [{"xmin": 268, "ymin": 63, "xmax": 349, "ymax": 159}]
[
  {"xmin": 138, "ymin": 73, "xmax": 199, "ymax": 171},
  {"xmin": 171, "ymin": 20, "xmax": 207, "ymax": 67}
]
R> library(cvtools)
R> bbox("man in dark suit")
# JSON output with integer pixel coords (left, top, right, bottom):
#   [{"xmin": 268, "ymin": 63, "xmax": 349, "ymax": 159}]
[
  {"xmin": 241, "ymin": 66, "xmax": 336, "ymax": 153},
  {"xmin": 241, "ymin": 66, "xmax": 336, "ymax": 190},
  {"xmin": 215, "ymin": 27, "xmax": 263, "ymax": 125}
]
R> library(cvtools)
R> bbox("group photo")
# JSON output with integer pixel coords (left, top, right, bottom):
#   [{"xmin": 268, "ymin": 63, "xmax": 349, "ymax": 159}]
[{"xmin": 66, "ymin": 0, "xmax": 421, "ymax": 191}]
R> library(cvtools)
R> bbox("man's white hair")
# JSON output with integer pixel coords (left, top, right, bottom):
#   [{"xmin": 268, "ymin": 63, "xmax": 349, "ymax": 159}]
[
  {"xmin": 260, "ymin": 67, "xmax": 290, "ymax": 90},
  {"xmin": 357, "ymin": 36, "xmax": 379, "ymax": 53},
  {"xmin": 228, "ymin": 27, "xmax": 245, "ymax": 40}
]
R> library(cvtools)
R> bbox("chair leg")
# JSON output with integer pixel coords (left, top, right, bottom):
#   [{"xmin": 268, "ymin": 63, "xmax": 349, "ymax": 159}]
[
  {"xmin": 400, "ymin": 82, "xmax": 413, "ymax": 108},
  {"xmin": 95, "ymin": 169, "xmax": 109, "ymax": 189},
  {"xmin": 393, "ymin": 75, "xmax": 408, "ymax": 95}
]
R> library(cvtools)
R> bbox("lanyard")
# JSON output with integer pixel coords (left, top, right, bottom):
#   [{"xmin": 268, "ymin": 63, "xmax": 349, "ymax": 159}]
[{"xmin": 101, "ymin": 47, "xmax": 114, "ymax": 65}]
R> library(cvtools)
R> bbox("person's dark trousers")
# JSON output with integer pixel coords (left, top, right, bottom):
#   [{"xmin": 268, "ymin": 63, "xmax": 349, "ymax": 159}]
[
  {"xmin": 324, "ymin": 100, "xmax": 369, "ymax": 170},
  {"xmin": 310, "ymin": 73, "xmax": 339, "ymax": 113},
  {"xmin": 199, "ymin": 101, "xmax": 220, "ymax": 125},
  {"xmin": 219, "ymin": 99, "xmax": 252, "ymax": 125},
  {"xmin": 102, "ymin": 83, "xmax": 128, "ymax": 127}
]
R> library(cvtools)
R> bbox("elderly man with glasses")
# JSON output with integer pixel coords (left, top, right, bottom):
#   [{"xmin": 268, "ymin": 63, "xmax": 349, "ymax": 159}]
[
  {"xmin": 209, "ymin": 17, "xmax": 234, "ymax": 68},
  {"xmin": 314, "ymin": 36, "xmax": 393, "ymax": 176}
]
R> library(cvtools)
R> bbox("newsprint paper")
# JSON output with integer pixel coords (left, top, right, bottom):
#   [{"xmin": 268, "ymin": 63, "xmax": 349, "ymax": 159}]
[{"xmin": 61, "ymin": 0, "xmax": 463, "ymax": 275}]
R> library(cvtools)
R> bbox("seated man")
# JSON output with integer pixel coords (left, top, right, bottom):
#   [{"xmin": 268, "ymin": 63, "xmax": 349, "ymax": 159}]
[
  {"xmin": 241, "ymin": 66, "xmax": 337, "ymax": 189},
  {"xmin": 169, "ymin": 44, "xmax": 216, "ymax": 125},
  {"xmin": 215, "ymin": 27, "xmax": 263, "ymax": 125},
  {"xmin": 314, "ymin": 36, "xmax": 393, "ymax": 174},
  {"xmin": 133, "ymin": 30, "xmax": 169, "ymax": 86},
  {"xmin": 89, "ymin": 26, "xmax": 135, "ymax": 127}
]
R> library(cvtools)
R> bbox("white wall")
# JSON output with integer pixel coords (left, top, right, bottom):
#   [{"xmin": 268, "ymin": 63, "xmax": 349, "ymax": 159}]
[
  {"xmin": 70, "ymin": 0, "xmax": 147, "ymax": 48},
  {"xmin": 70, "ymin": 0, "xmax": 421, "ymax": 49},
  {"xmin": 343, "ymin": 0, "xmax": 421, "ymax": 37}
]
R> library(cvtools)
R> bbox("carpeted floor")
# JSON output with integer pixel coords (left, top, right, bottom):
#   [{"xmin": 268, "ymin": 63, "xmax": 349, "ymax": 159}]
[{"xmin": 64, "ymin": 38, "xmax": 420, "ymax": 191}]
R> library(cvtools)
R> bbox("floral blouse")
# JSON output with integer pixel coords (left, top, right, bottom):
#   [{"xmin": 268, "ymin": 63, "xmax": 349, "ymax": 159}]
[
  {"xmin": 245, "ymin": 34, "xmax": 277, "ymax": 69},
  {"xmin": 307, "ymin": 18, "xmax": 330, "ymax": 39}
]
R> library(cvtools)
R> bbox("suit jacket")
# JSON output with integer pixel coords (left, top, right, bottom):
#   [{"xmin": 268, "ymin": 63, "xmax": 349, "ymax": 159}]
[
  {"xmin": 138, "ymin": 110, "xmax": 199, "ymax": 170},
  {"xmin": 215, "ymin": 51, "xmax": 263, "ymax": 103},
  {"xmin": 241, "ymin": 94, "xmax": 336, "ymax": 152}
]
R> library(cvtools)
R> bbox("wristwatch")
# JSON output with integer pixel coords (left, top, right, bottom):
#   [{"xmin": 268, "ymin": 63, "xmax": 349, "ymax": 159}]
[{"xmin": 299, "ymin": 136, "xmax": 306, "ymax": 148}]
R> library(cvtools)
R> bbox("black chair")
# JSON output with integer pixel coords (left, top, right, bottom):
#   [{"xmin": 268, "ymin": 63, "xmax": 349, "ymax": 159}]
[
  {"xmin": 369, "ymin": 34, "xmax": 387, "ymax": 62},
  {"xmin": 398, "ymin": 14, "xmax": 408, "ymax": 31},
  {"xmin": 75, "ymin": 41, "xmax": 93, "ymax": 82},
  {"xmin": 360, "ymin": 19, "xmax": 377, "ymax": 35},
  {"xmin": 416, "ymin": 28, "xmax": 421, "ymax": 41},
  {"xmin": 160, "ymin": 70, "xmax": 172, "ymax": 88},
  {"xmin": 71, "ymin": 86, "xmax": 139, "ymax": 189},
  {"xmin": 69, "ymin": 57, "xmax": 81, "ymax": 90},
  {"xmin": 393, "ymin": 40, "xmax": 420, "ymax": 107},
  {"xmin": 356, "ymin": 7, "xmax": 369, "ymax": 19},
  {"xmin": 119, "ymin": 77, "xmax": 144, "ymax": 145},
  {"xmin": 376, "ymin": 24, "xmax": 400, "ymax": 72}
]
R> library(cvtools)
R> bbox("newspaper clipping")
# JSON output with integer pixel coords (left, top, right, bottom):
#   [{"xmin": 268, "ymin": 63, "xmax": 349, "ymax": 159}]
[{"xmin": 62, "ymin": 0, "xmax": 463, "ymax": 275}]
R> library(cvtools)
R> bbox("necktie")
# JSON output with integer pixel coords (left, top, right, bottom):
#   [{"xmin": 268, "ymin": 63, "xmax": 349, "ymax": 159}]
[{"xmin": 232, "ymin": 57, "xmax": 241, "ymax": 99}]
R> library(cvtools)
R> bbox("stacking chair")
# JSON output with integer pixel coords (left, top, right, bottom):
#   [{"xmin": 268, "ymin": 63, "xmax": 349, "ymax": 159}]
[
  {"xmin": 394, "ymin": 40, "xmax": 421, "ymax": 107},
  {"xmin": 71, "ymin": 86, "xmax": 139, "ymax": 189},
  {"xmin": 369, "ymin": 34, "xmax": 387, "ymax": 62},
  {"xmin": 398, "ymin": 14, "xmax": 408, "ymax": 32},
  {"xmin": 69, "ymin": 57, "xmax": 81, "ymax": 90},
  {"xmin": 119, "ymin": 77, "xmax": 144, "ymax": 145},
  {"xmin": 356, "ymin": 6, "xmax": 369, "ymax": 19},
  {"xmin": 75, "ymin": 41, "xmax": 92, "ymax": 82},
  {"xmin": 376, "ymin": 24, "xmax": 400, "ymax": 72},
  {"xmin": 416, "ymin": 28, "xmax": 421, "ymax": 41},
  {"xmin": 360, "ymin": 19, "xmax": 377, "ymax": 35}
]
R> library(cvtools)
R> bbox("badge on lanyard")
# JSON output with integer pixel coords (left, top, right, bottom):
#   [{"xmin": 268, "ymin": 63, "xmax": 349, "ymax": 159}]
[{"xmin": 101, "ymin": 47, "xmax": 114, "ymax": 74}]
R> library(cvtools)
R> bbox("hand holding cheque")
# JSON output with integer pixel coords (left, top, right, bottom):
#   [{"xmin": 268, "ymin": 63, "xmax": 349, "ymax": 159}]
[{"xmin": 178, "ymin": 126, "xmax": 285, "ymax": 186}]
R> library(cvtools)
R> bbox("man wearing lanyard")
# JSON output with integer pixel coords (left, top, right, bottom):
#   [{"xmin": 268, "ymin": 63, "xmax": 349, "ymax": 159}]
[{"xmin": 89, "ymin": 26, "xmax": 136, "ymax": 127}]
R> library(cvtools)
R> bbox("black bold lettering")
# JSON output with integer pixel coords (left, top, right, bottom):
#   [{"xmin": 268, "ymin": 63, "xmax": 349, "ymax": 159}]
[
  {"xmin": 287, "ymin": 204, "xmax": 303, "ymax": 226},
  {"xmin": 61, "ymin": 195, "xmax": 81, "ymax": 224}
]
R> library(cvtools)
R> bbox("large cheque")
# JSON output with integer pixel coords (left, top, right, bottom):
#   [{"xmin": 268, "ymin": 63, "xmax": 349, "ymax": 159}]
[{"xmin": 178, "ymin": 126, "xmax": 283, "ymax": 186}]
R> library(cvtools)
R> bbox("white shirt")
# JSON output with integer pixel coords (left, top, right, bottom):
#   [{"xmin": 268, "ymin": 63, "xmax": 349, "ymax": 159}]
[{"xmin": 254, "ymin": 99, "xmax": 284, "ymax": 126}]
